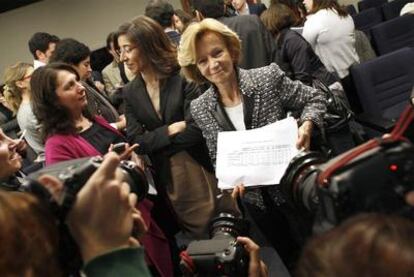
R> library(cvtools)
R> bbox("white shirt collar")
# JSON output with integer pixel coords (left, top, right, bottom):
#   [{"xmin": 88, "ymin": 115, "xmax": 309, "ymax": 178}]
[
  {"xmin": 33, "ymin": 60, "xmax": 46, "ymax": 69},
  {"xmin": 237, "ymin": 2, "xmax": 250, "ymax": 15}
]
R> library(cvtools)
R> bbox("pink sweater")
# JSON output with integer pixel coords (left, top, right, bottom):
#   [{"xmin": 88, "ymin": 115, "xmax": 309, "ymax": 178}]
[
  {"xmin": 44, "ymin": 116, "xmax": 173, "ymax": 276},
  {"xmin": 45, "ymin": 116, "xmax": 122, "ymax": 165}
]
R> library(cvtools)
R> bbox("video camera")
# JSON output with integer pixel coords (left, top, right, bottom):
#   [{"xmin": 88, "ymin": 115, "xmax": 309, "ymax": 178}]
[
  {"xmin": 280, "ymin": 105, "xmax": 414, "ymax": 231},
  {"xmin": 180, "ymin": 212, "xmax": 250, "ymax": 277}
]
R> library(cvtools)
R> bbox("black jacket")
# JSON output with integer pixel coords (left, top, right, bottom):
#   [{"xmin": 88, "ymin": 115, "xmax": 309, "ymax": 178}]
[
  {"xmin": 275, "ymin": 28, "xmax": 338, "ymax": 86},
  {"xmin": 219, "ymin": 15, "xmax": 277, "ymax": 69},
  {"xmin": 123, "ymin": 72, "xmax": 213, "ymax": 187}
]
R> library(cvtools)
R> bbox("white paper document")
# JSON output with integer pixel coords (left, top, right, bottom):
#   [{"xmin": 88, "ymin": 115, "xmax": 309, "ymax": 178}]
[{"xmin": 216, "ymin": 117, "xmax": 299, "ymax": 190}]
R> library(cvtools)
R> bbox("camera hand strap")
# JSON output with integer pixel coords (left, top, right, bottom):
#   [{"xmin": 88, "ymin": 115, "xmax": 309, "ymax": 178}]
[{"xmin": 317, "ymin": 104, "xmax": 414, "ymax": 187}]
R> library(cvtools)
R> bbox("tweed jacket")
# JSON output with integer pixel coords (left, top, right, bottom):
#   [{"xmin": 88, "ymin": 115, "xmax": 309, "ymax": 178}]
[{"xmin": 190, "ymin": 63, "xmax": 327, "ymax": 168}]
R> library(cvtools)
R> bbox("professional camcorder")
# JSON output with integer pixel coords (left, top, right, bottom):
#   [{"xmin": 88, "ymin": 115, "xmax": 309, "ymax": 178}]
[
  {"xmin": 280, "ymin": 105, "xmax": 414, "ymax": 231},
  {"xmin": 180, "ymin": 212, "xmax": 250, "ymax": 276}
]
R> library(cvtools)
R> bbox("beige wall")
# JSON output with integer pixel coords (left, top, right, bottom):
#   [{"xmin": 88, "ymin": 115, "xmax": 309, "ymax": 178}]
[{"xmin": 0, "ymin": 0, "xmax": 181, "ymax": 75}]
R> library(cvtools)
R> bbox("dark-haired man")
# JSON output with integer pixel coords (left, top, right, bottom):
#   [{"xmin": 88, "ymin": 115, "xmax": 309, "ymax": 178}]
[
  {"xmin": 192, "ymin": 0, "xmax": 276, "ymax": 69},
  {"xmin": 232, "ymin": 0, "xmax": 267, "ymax": 16},
  {"xmin": 28, "ymin": 32, "xmax": 60, "ymax": 69},
  {"xmin": 145, "ymin": 0, "xmax": 181, "ymax": 46}
]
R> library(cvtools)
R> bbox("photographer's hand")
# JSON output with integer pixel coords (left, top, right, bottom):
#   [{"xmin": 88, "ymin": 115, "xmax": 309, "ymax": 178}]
[
  {"xmin": 297, "ymin": 120, "xmax": 313, "ymax": 150},
  {"xmin": 237, "ymin": 237, "xmax": 268, "ymax": 277},
  {"xmin": 406, "ymin": 191, "xmax": 414, "ymax": 206},
  {"xmin": 39, "ymin": 153, "xmax": 142, "ymax": 263},
  {"xmin": 108, "ymin": 143, "xmax": 139, "ymax": 161}
]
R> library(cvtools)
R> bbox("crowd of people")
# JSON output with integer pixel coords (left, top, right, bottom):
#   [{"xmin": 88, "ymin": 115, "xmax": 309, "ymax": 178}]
[{"xmin": 1, "ymin": 0, "xmax": 414, "ymax": 276}]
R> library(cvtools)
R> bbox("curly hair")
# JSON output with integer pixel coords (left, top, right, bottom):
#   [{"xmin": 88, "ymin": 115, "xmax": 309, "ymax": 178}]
[
  {"xmin": 2, "ymin": 62, "xmax": 33, "ymax": 114},
  {"xmin": 116, "ymin": 15, "xmax": 179, "ymax": 78},
  {"xmin": 30, "ymin": 62, "xmax": 91, "ymax": 140}
]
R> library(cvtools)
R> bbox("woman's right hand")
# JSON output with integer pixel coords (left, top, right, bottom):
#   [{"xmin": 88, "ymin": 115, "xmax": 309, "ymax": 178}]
[
  {"xmin": 167, "ymin": 121, "xmax": 186, "ymax": 136},
  {"xmin": 231, "ymin": 184, "xmax": 245, "ymax": 199}
]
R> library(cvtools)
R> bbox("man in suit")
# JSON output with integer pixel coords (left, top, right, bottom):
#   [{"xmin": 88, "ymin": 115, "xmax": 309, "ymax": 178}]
[
  {"xmin": 145, "ymin": 0, "xmax": 181, "ymax": 46},
  {"xmin": 192, "ymin": 0, "xmax": 276, "ymax": 69},
  {"xmin": 232, "ymin": 0, "xmax": 267, "ymax": 16},
  {"xmin": 28, "ymin": 32, "xmax": 60, "ymax": 69}
]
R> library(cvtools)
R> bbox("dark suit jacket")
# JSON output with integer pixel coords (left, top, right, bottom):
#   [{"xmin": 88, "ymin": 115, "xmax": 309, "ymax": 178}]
[
  {"xmin": 123, "ymin": 71, "xmax": 213, "ymax": 186},
  {"xmin": 219, "ymin": 15, "xmax": 277, "ymax": 69},
  {"xmin": 248, "ymin": 3, "xmax": 267, "ymax": 16}
]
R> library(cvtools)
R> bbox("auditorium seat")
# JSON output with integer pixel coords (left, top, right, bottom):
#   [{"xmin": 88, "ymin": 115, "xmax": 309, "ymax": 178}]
[
  {"xmin": 350, "ymin": 47, "xmax": 414, "ymax": 132},
  {"xmin": 352, "ymin": 8, "xmax": 384, "ymax": 37},
  {"xmin": 357, "ymin": 0, "xmax": 387, "ymax": 12},
  {"xmin": 370, "ymin": 14, "xmax": 414, "ymax": 55},
  {"xmin": 346, "ymin": 4, "xmax": 357, "ymax": 15},
  {"xmin": 382, "ymin": 0, "xmax": 412, "ymax": 20}
]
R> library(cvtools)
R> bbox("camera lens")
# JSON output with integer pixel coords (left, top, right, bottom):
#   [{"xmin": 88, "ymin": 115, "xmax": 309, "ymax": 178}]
[
  {"xmin": 280, "ymin": 151, "xmax": 326, "ymax": 211},
  {"xmin": 209, "ymin": 212, "xmax": 249, "ymax": 239}
]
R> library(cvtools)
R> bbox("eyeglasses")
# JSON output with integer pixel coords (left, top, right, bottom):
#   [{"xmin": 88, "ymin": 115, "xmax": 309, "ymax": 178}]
[{"xmin": 116, "ymin": 46, "xmax": 137, "ymax": 56}]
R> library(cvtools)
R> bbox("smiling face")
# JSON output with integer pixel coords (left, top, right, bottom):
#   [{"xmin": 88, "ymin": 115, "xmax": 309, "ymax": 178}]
[
  {"xmin": 0, "ymin": 129, "xmax": 22, "ymax": 179},
  {"xmin": 117, "ymin": 34, "xmax": 146, "ymax": 75},
  {"xmin": 55, "ymin": 70, "xmax": 87, "ymax": 116},
  {"xmin": 195, "ymin": 31, "xmax": 237, "ymax": 87}
]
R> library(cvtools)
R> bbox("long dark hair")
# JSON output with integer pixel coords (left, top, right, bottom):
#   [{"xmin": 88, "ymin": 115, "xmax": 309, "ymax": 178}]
[
  {"xmin": 307, "ymin": 0, "xmax": 348, "ymax": 17},
  {"xmin": 30, "ymin": 62, "xmax": 92, "ymax": 140},
  {"xmin": 116, "ymin": 15, "xmax": 179, "ymax": 78}
]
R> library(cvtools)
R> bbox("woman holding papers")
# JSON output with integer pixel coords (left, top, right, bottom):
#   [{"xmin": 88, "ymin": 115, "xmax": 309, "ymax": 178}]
[
  {"xmin": 178, "ymin": 18, "xmax": 326, "ymax": 268},
  {"xmin": 117, "ymin": 15, "xmax": 237, "ymax": 239}
]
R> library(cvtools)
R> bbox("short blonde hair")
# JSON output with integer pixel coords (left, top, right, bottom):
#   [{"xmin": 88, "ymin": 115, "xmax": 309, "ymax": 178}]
[{"xmin": 178, "ymin": 18, "xmax": 241, "ymax": 84}]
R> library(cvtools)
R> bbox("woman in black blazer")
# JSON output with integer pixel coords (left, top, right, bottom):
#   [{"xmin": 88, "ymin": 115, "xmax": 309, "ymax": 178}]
[{"xmin": 117, "ymin": 15, "xmax": 236, "ymax": 238}]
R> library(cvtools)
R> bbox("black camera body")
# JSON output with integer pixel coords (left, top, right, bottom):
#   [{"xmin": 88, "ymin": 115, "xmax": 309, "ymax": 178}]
[
  {"xmin": 181, "ymin": 213, "xmax": 249, "ymax": 276},
  {"xmin": 281, "ymin": 140, "xmax": 414, "ymax": 231},
  {"xmin": 21, "ymin": 156, "xmax": 148, "ymax": 275},
  {"xmin": 317, "ymin": 141, "xmax": 414, "ymax": 226},
  {"xmin": 23, "ymin": 156, "xmax": 148, "ymax": 221}
]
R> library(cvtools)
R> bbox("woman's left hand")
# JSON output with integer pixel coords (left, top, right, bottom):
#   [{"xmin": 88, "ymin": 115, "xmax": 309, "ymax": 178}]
[{"xmin": 296, "ymin": 120, "xmax": 313, "ymax": 151}]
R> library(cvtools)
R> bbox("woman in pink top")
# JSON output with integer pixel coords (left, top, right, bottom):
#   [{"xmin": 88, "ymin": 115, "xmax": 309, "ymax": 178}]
[{"xmin": 30, "ymin": 62, "xmax": 174, "ymax": 277}]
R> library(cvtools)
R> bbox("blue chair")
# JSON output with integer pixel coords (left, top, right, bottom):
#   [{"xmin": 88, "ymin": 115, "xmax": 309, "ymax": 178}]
[
  {"xmin": 358, "ymin": 0, "xmax": 387, "ymax": 12},
  {"xmin": 350, "ymin": 47, "xmax": 414, "ymax": 132},
  {"xmin": 352, "ymin": 8, "xmax": 384, "ymax": 37},
  {"xmin": 382, "ymin": 0, "xmax": 412, "ymax": 20},
  {"xmin": 370, "ymin": 14, "xmax": 414, "ymax": 55}
]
